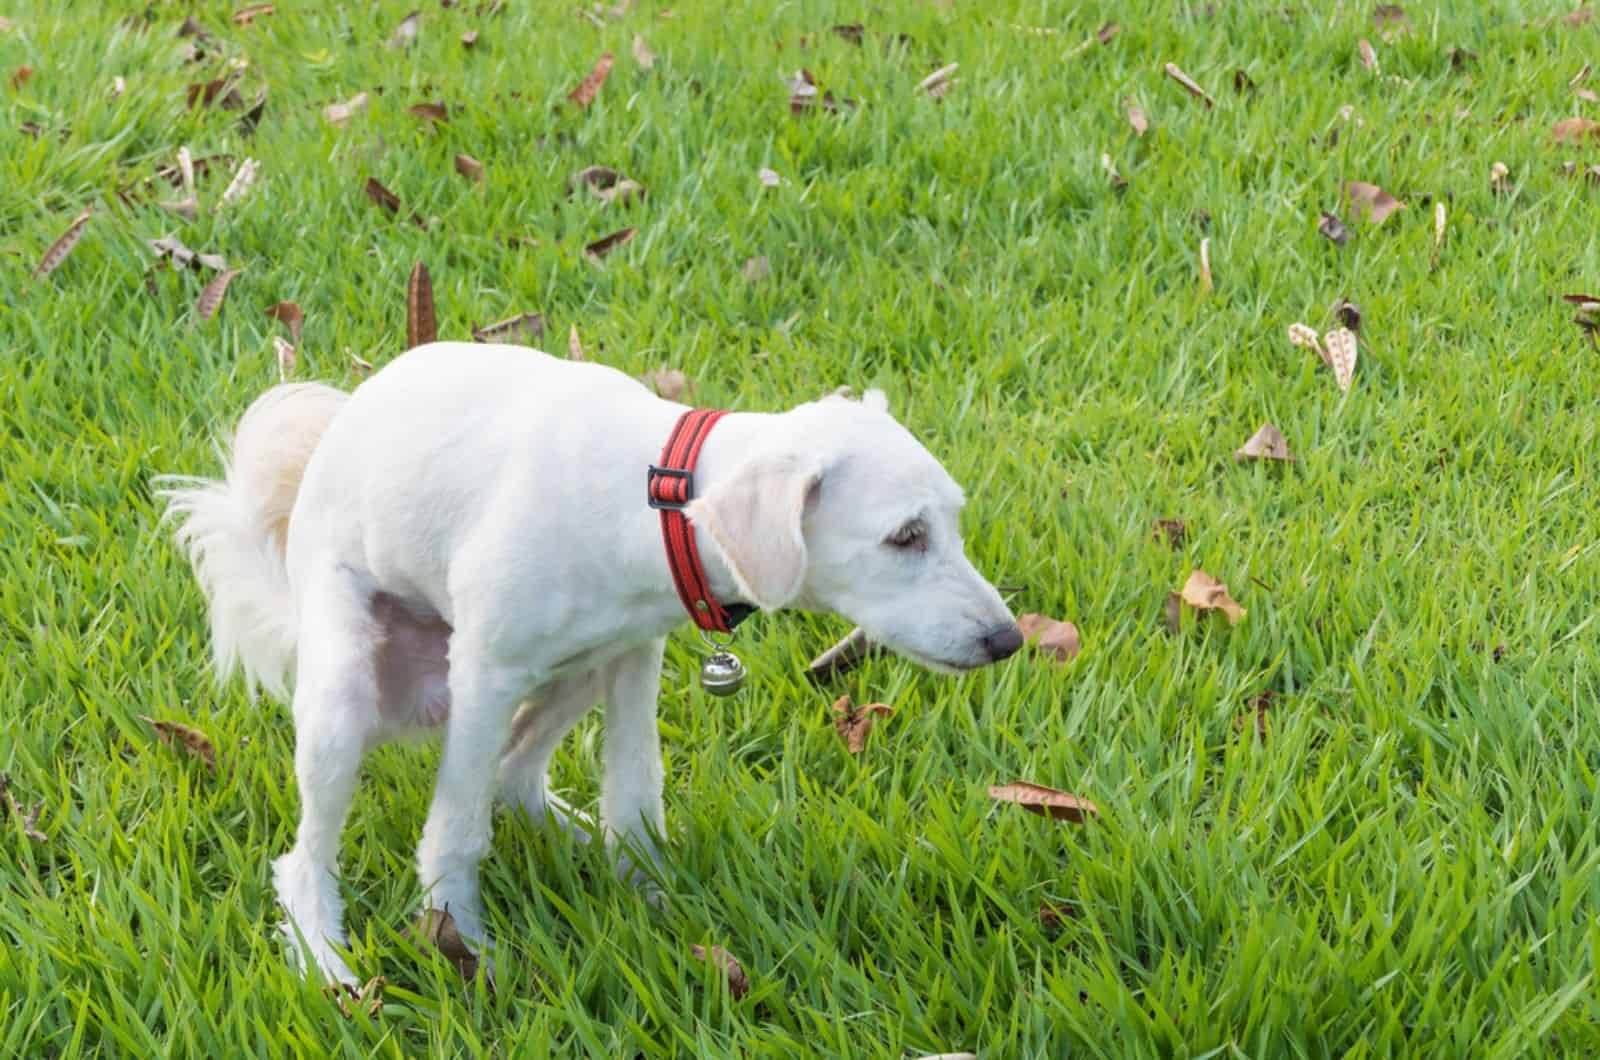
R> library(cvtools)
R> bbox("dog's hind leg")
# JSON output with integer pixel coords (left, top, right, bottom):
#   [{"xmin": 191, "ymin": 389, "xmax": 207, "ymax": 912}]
[
  {"xmin": 271, "ymin": 564, "xmax": 383, "ymax": 985},
  {"xmin": 496, "ymin": 670, "xmax": 602, "ymax": 842},
  {"xmin": 601, "ymin": 638, "xmax": 669, "ymax": 892}
]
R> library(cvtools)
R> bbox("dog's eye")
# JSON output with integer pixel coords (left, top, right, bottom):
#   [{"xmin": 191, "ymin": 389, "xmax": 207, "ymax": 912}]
[{"xmin": 886, "ymin": 519, "xmax": 927, "ymax": 551}]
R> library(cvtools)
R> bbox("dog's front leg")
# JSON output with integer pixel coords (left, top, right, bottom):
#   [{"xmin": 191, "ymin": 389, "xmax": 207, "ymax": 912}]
[
  {"xmin": 602, "ymin": 637, "xmax": 669, "ymax": 893},
  {"xmin": 415, "ymin": 645, "xmax": 528, "ymax": 960}
]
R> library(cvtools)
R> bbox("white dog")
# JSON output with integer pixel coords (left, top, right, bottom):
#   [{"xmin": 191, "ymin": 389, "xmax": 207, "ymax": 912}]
[{"xmin": 159, "ymin": 342, "xmax": 1021, "ymax": 984}]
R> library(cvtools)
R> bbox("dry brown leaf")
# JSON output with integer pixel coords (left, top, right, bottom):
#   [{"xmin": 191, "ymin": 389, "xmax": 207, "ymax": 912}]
[
  {"xmin": 186, "ymin": 76, "xmax": 241, "ymax": 109},
  {"xmin": 1334, "ymin": 297, "xmax": 1363, "ymax": 333},
  {"xmin": 1448, "ymin": 46, "xmax": 1478, "ymax": 70},
  {"xmin": 647, "ymin": 368, "xmax": 690, "ymax": 401},
  {"xmin": 742, "ymin": 255, "xmax": 770, "ymax": 283},
  {"xmin": 141, "ymin": 716, "xmax": 217, "ymax": 772},
  {"xmin": 323, "ymin": 91, "xmax": 369, "ymax": 126},
  {"xmin": 1163, "ymin": 62, "xmax": 1215, "ymax": 108},
  {"xmin": 461, "ymin": 29, "xmax": 478, "ymax": 47},
  {"xmin": 1177, "ymin": 569, "xmax": 1247, "ymax": 625},
  {"xmin": 472, "ymin": 311, "xmax": 545, "ymax": 344},
  {"xmin": 1323, "ymin": 327, "xmax": 1357, "ymax": 392},
  {"xmin": 787, "ymin": 68, "xmax": 856, "ymax": 114},
  {"xmin": 988, "ymin": 781, "xmax": 1098, "ymax": 823},
  {"xmin": 407, "ymin": 101, "xmax": 450, "ymax": 125},
  {"xmin": 805, "ymin": 627, "xmax": 881, "ymax": 683},
  {"xmin": 363, "ymin": 177, "xmax": 424, "ymax": 228},
  {"xmin": 10, "ymin": 64, "xmax": 34, "ymax": 90},
  {"xmin": 1097, "ymin": 21, "xmax": 1120, "ymax": 44},
  {"xmin": 273, "ymin": 335, "xmax": 296, "ymax": 380},
  {"xmin": 1575, "ymin": 87, "xmax": 1599, "ymax": 103},
  {"xmin": 690, "ymin": 944, "xmax": 750, "ymax": 1000},
  {"xmin": 1198, "ymin": 237, "xmax": 1213, "ymax": 294},
  {"xmin": 328, "ymin": 976, "xmax": 386, "ymax": 1019},
  {"xmin": 1038, "ymin": 902, "xmax": 1076, "ymax": 930},
  {"xmin": 1152, "ymin": 518, "xmax": 1187, "ymax": 549},
  {"xmin": 232, "ymin": 3, "xmax": 275, "ymax": 26},
  {"xmin": 148, "ymin": 236, "xmax": 228, "ymax": 273},
  {"xmin": 1552, "ymin": 117, "xmax": 1600, "ymax": 143},
  {"xmin": 387, "ymin": 10, "xmax": 420, "ymax": 49},
  {"xmin": 1124, "ymin": 97, "xmax": 1148, "ymax": 136},
  {"xmin": 916, "ymin": 62, "xmax": 958, "ymax": 100},
  {"xmin": 1234, "ymin": 422, "xmax": 1294, "ymax": 462},
  {"xmin": 1358, "ymin": 38, "xmax": 1377, "ymax": 71},
  {"xmin": 831, "ymin": 695, "xmax": 895, "ymax": 754},
  {"xmin": 585, "ymin": 226, "xmax": 637, "ymax": 260},
  {"xmin": 1490, "ymin": 161, "xmax": 1511, "ymax": 195},
  {"xmin": 1318, "ymin": 211, "xmax": 1352, "ymax": 246},
  {"xmin": 266, "ymin": 301, "xmax": 304, "ymax": 343},
  {"xmin": 1164, "ymin": 592, "xmax": 1184, "ymax": 634},
  {"xmin": 220, "ymin": 157, "xmax": 259, "ymax": 209},
  {"xmin": 406, "ymin": 262, "xmax": 436, "ymax": 349},
  {"xmin": 196, "ymin": 269, "xmax": 240, "ymax": 322},
  {"xmin": 1235, "ymin": 690, "xmax": 1275, "ymax": 743},
  {"xmin": 1343, "ymin": 181, "xmax": 1404, "ymax": 225},
  {"xmin": 33, "ymin": 207, "xmax": 92, "ymax": 279},
  {"xmin": 567, "ymin": 323, "xmax": 585, "ymax": 361},
  {"xmin": 1373, "ymin": 3, "xmax": 1409, "ymax": 37},
  {"xmin": 632, "ymin": 33, "xmax": 655, "ymax": 69},
  {"xmin": 569, "ymin": 166, "xmax": 645, "ymax": 206},
  {"xmin": 568, "ymin": 52, "xmax": 614, "ymax": 109},
  {"xmin": 409, "ymin": 908, "xmax": 481, "ymax": 981},
  {"xmin": 454, "ymin": 153, "xmax": 484, "ymax": 183},
  {"xmin": 1, "ymin": 775, "xmax": 48, "ymax": 844},
  {"xmin": 1015, "ymin": 614, "xmax": 1080, "ymax": 666},
  {"xmin": 831, "ymin": 22, "xmax": 865, "ymax": 44},
  {"xmin": 1233, "ymin": 68, "xmax": 1256, "ymax": 93}
]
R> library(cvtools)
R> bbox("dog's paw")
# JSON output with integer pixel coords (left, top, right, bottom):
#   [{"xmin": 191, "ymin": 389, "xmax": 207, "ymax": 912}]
[{"xmin": 283, "ymin": 925, "xmax": 361, "ymax": 987}]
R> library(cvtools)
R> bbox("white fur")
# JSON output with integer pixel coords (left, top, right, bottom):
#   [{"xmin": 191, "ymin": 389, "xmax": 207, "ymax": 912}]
[{"xmin": 160, "ymin": 343, "xmax": 1017, "ymax": 983}]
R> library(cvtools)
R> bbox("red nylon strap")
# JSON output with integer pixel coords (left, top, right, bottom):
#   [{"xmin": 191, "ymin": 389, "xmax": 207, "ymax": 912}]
[{"xmin": 650, "ymin": 409, "xmax": 736, "ymax": 633}]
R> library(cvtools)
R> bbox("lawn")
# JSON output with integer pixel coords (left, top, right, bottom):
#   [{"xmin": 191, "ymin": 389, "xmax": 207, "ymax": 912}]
[{"xmin": 4, "ymin": 0, "xmax": 1600, "ymax": 1055}]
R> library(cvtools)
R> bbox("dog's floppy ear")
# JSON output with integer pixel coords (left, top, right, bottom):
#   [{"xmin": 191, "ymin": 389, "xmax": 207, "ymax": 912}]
[{"xmin": 687, "ymin": 453, "xmax": 822, "ymax": 611}]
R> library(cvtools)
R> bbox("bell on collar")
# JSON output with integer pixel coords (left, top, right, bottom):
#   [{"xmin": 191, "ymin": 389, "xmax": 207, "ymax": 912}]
[{"xmin": 699, "ymin": 650, "xmax": 747, "ymax": 696}]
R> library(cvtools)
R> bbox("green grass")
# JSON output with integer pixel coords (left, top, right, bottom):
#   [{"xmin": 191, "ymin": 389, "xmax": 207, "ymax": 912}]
[{"xmin": 4, "ymin": 0, "xmax": 1600, "ymax": 1055}]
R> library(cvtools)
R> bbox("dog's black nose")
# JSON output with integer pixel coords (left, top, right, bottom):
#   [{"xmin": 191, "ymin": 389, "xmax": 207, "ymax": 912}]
[{"xmin": 982, "ymin": 623, "xmax": 1024, "ymax": 662}]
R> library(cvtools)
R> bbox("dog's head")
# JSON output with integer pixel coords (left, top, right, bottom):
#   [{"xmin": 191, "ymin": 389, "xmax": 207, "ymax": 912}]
[{"xmin": 686, "ymin": 389, "xmax": 1022, "ymax": 671}]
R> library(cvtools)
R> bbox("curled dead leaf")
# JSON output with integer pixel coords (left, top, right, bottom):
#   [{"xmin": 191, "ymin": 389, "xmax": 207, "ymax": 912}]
[
  {"xmin": 647, "ymin": 368, "xmax": 690, "ymax": 401},
  {"xmin": 832, "ymin": 695, "xmax": 894, "ymax": 754},
  {"xmin": 232, "ymin": 4, "xmax": 275, "ymax": 26},
  {"xmin": 1333, "ymin": 297, "xmax": 1363, "ymax": 333},
  {"xmin": 1015, "ymin": 613, "xmax": 1080, "ymax": 666},
  {"xmin": 806, "ymin": 627, "xmax": 881, "ymax": 683},
  {"xmin": 273, "ymin": 335, "xmax": 296, "ymax": 380},
  {"xmin": 1, "ymin": 774, "xmax": 48, "ymax": 843},
  {"xmin": 1342, "ymin": 181, "xmax": 1404, "ymax": 225},
  {"xmin": 408, "ymin": 908, "xmax": 481, "ymax": 982},
  {"xmin": 585, "ymin": 226, "xmax": 637, "ymax": 260},
  {"xmin": 141, "ymin": 716, "xmax": 217, "ymax": 772},
  {"xmin": 471, "ymin": 312, "xmax": 545, "ymax": 344},
  {"xmin": 149, "ymin": 236, "xmax": 228, "ymax": 273},
  {"xmin": 407, "ymin": 101, "xmax": 450, "ymax": 125},
  {"xmin": 1323, "ymin": 327, "xmax": 1357, "ymax": 392},
  {"xmin": 568, "ymin": 52, "xmax": 614, "ymax": 109},
  {"xmin": 1317, "ymin": 211, "xmax": 1352, "ymax": 246},
  {"xmin": 1163, "ymin": 62, "xmax": 1215, "ymax": 107},
  {"xmin": 455, "ymin": 153, "xmax": 484, "ymax": 182},
  {"xmin": 11, "ymin": 64, "xmax": 35, "ymax": 90},
  {"xmin": 1236, "ymin": 690, "xmax": 1275, "ymax": 743},
  {"xmin": 1551, "ymin": 117, "xmax": 1600, "ymax": 143},
  {"xmin": 690, "ymin": 944, "xmax": 750, "ymax": 1000},
  {"xmin": 195, "ymin": 268, "xmax": 240, "ymax": 322},
  {"xmin": 1234, "ymin": 422, "xmax": 1294, "ymax": 462},
  {"xmin": 1152, "ymin": 518, "xmax": 1187, "ymax": 549},
  {"xmin": 33, "ymin": 207, "xmax": 92, "ymax": 279},
  {"xmin": 364, "ymin": 177, "xmax": 426, "ymax": 228},
  {"xmin": 1358, "ymin": 38, "xmax": 1377, "ymax": 71},
  {"xmin": 988, "ymin": 781, "xmax": 1098, "ymax": 823},
  {"xmin": 1177, "ymin": 569, "xmax": 1246, "ymax": 625},
  {"xmin": 266, "ymin": 301, "xmax": 304, "ymax": 343},
  {"xmin": 1124, "ymin": 97, "xmax": 1147, "ymax": 136},
  {"xmin": 406, "ymin": 262, "xmax": 436, "ymax": 349},
  {"xmin": 1038, "ymin": 902, "xmax": 1077, "ymax": 930},
  {"xmin": 569, "ymin": 166, "xmax": 645, "ymax": 206},
  {"xmin": 323, "ymin": 91, "xmax": 369, "ymax": 127},
  {"xmin": 387, "ymin": 10, "xmax": 420, "ymax": 50},
  {"xmin": 916, "ymin": 62, "xmax": 958, "ymax": 100},
  {"xmin": 461, "ymin": 29, "xmax": 478, "ymax": 47},
  {"xmin": 219, "ymin": 157, "xmax": 260, "ymax": 209}
]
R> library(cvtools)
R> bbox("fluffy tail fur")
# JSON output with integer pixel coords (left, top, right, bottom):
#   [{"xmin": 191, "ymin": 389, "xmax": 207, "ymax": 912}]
[{"xmin": 157, "ymin": 383, "xmax": 349, "ymax": 699}]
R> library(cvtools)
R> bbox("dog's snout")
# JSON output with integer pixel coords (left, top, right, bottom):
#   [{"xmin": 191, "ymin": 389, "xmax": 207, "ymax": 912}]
[{"xmin": 982, "ymin": 622, "xmax": 1024, "ymax": 662}]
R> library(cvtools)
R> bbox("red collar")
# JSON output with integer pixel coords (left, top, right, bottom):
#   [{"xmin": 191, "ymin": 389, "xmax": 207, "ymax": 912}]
[{"xmin": 647, "ymin": 409, "xmax": 753, "ymax": 634}]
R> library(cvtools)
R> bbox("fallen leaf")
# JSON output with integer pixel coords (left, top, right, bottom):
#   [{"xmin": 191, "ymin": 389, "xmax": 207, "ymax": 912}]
[
  {"xmin": 1564, "ymin": 7, "xmax": 1596, "ymax": 26},
  {"xmin": 1448, "ymin": 46, "xmax": 1478, "ymax": 70},
  {"xmin": 1490, "ymin": 160, "xmax": 1511, "ymax": 195},
  {"xmin": 0, "ymin": 775, "xmax": 48, "ymax": 843},
  {"xmin": 407, "ymin": 101, "xmax": 450, "ymax": 125},
  {"xmin": 1177, "ymin": 569, "xmax": 1247, "ymax": 624},
  {"xmin": 831, "ymin": 22, "xmax": 864, "ymax": 44},
  {"xmin": 196, "ymin": 269, "xmax": 240, "ymax": 322},
  {"xmin": 1096, "ymin": 21, "xmax": 1120, "ymax": 44},
  {"xmin": 1318, "ymin": 211, "xmax": 1352, "ymax": 246},
  {"xmin": 109, "ymin": 75, "xmax": 127, "ymax": 99},
  {"xmin": 33, "ymin": 207, "xmax": 92, "ymax": 279},
  {"xmin": 387, "ymin": 10, "xmax": 420, "ymax": 49},
  {"xmin": 363, "ymin": 177, "xmax": 425, "ymax": 228},
  {"xmin": 568, "ymin": 52, "xmax": 614, "ymax": 109},
  {"xmin": 406, "ymin": 262, "xmax": 436, "ymax": 349},
  {"xmin": 141, "ymin": 716, "xmax": 217, "ymax": 772},
  {"xmin": 1124, "ymin": 97, "xmax": 1148, "ymax": 135},
  {"xmin": 1333, "ymin": 297, "xmax": 1362, "ymax": 333},
  {"xmin": 472, "ymin": 312, "xmax": 545, "ymax": 344},
  {"xmin": 647, "ymin": 368, "xmax": 690, "ymax": 401},
  {"xmin": 1576, "ymin": 87, "xmax": 1599, "ymax": 103},
  {"xmin": 988, "ymin": 781, "xmax": 1098, "ymax": 823},
  {"xmin": 1164, "ymin": 592, "xmax": 1184, "ymax": 633},
  {"xmin": 265, "ymin": 301, "xmax": 304, "ymax": 343},
  {"xmin": 1323, "ymin": 327, "xmax": 1357, "ymax": 392},
  {"xmin": 632, "ymin": 33, "xmax": 655, "ymax": 69},
  {"xmin": 1152, "ymin": 518, "xmax": 1187, "ymax": 549},
  {"xmin": 328, "ymin": 976, "xmax": 386, "ymax": 1019},
  {"xmin": 1373, "ymin": 3, "xmax": 1409, "ymax": 37},
  {"xmin": 831, "ymin": 695, "xmax": 895, "ymax": 754},
  {"xmin": 690, "ymin": 944, "xmax": 750, "ymax": 1000},
  {"xmin": 1358, "ymin": 38, "xmax": 1377, "ymax": 70},
  {"xmin": 274, "ymin": 335, "xmax": 296, "ymax": 380},
  {"xmin": 455, "ymin": 153, "xmax": 484, "ymax": 182},
  {"xmin": 186, "ymin": 76, "xmax": 240, "ymax": 109},
  {"xmin": 1198, "ymin": 237, "xmax": 1213, "ymax": 294},
  {"xmin": 1233, "ymin": 68, "xmax": 1256, "ymax": 93},
  {"xmin": 1101, "ymin": 153, "xmax": 1127, "ymax": 189},
  {"xmin": 805, "ymin": 627, "xmax": 881, "ymax": 683},
  {"xmin": 758, "ymin": 166, "xmax": 783, "ymax": 188},
  {"xmin": 323, "ymin": 91, "xmax": 369, "ymax": 126},
  {"xmin": 786, "ymin": 68, "xmax": 856, "ymax": 114},
  {"xmin": 409, "ymin": 908, "xmax": 481, "ymax": 981},
  {"xmin": 232, "ymin": 3, "xmax": 275, "ymax": 26},
  {"xmin": 585, "ymin": 226, "xmax": 637, "ymax": 260},
  {"xmin": 10, "ymin": 64, "xmax": 33, "ymax": 90},
  {"xmin": 1571, "ymin": 63, "xmax": 1591, "ymax": 88},
  {"xmin": 219, "ymin": 157, "xmax": 259, "ymax": 209},
  {"xmin": 1038, "ymin": 902, "xmax": 1076, "ymax": 929},
  {"xmin": 148, "ymin": 236, "xmax": 228, "ymax": 272},
  {"xmin": 567, "ymin": 323, "xmax": 585, "ymax": 360},
  {"xmin": 1015, "ymin": 613, "xmax": 1080, "ymax": 665},
  {"xmin": 1342, "ymin": 181, "xmax": 1404, "ymax": 225},
  {"xmin": 1566, "ymin": 294, "xmax": 1600, "ymax": 344},
  {"xmin": 461, "ymin": 29, "xmax": 478, "ymax": 47},
  {"xmin": 569, "ymin": 166, "xmax": 645, "ymax": 206},
  {"xmin": 1234, "ymin": 422, "xmax": 1294, "ymax": 462},
  {"xmin": 916, "ymin": 62, "xmax": 958, "ymax": 100},
  {"xmin": 1552, "ymin": 117, "xmax": 1600, "ymax": 143},
  {"xmin": 1235, "ymin": 690, "xmax": 1275, "ymax": 742},
  {"xmin": 742, "ymin": 255, "xmax": 769, "ymax": 283},
  {"xmin": 1288, "ymin": 322, "xmax": 1329, "ymax": 366},
  {"xmin": 1163, "ymin": 62, "xmax": 1215, "ymax": 108}
]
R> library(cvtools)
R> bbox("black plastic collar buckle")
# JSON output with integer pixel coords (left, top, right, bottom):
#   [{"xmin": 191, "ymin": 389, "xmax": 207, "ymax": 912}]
[{"xmin": 647, "ymin": 465, "xmax": 694, "ymax": 511}]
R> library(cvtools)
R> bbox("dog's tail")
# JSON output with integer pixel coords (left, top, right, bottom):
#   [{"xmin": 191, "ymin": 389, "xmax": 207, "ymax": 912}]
[{"xmin": 157, "ymin": 382, "xmax": 349, "ymax": 699}]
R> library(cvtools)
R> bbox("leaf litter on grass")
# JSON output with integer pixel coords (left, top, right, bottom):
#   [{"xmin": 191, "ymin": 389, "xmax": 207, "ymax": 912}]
[
  {"xmin": 831, "ymin": 695, "xmax": 894, "ymax": 753},
  {"xmin": 988, "ymin": 781, "xmax": 1098, "ymax": 823}
]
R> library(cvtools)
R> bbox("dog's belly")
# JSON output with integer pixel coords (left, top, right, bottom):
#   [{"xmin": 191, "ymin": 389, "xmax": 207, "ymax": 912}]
[{"xmin": 370, "ymin": 591, "xmax": 452, "ymax": 727}]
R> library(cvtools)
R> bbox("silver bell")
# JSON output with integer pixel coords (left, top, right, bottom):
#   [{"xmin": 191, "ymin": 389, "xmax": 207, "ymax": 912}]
[{"xmin": 699, "ymin": 650, "xmax": 747, "ymax": 696}]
